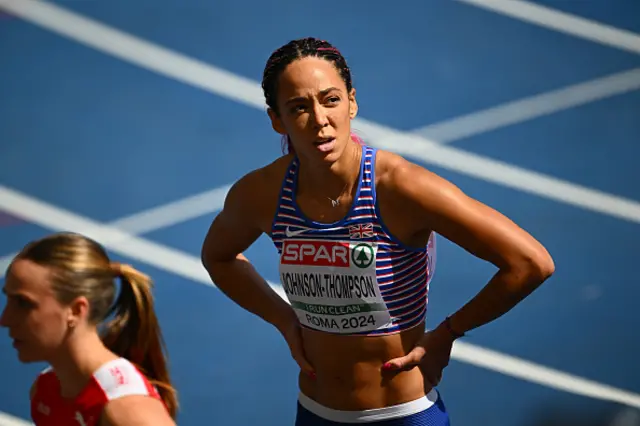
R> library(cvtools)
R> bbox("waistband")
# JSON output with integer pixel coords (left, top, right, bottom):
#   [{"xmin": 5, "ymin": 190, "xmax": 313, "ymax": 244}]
[{"xmin": 297, "ymin": 389, "xmax": 439, "ymax": 423}]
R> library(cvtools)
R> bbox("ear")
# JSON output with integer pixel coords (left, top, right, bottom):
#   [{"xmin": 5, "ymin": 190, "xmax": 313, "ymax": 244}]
[
  {"xmin": 348, "ymin": 88, "xmax": 358, "ymax": 119},
  {"xmin": 267, "ymin": 107, "xmax": 287, "ymax": 135},
  {"xmin": 66, "ymin": 296, "xmax": 90, "ymax": 328}
]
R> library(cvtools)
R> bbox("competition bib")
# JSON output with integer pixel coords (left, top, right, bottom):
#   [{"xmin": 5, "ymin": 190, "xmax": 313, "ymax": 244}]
[{"xmin": 279, "ymin": 239, "xmax": 392, "ymax": 334}]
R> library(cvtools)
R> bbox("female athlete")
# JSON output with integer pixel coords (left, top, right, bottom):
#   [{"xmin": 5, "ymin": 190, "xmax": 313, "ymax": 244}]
[
  {"xmin": 201, "ymin": 37, "xmax": 555, "ymax": 425},
  {"xmin": 1, "ymin": 232, "xmax": 178, "ymax": 426}
]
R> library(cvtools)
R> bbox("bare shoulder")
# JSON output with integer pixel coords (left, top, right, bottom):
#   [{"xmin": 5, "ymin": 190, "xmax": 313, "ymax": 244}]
[
  {"xmin": 100, "ymin": 396, "xmax": 175, "ymax": 426},
  {"xmin": 228, "ymin": 155, "xmax": 291, "ymax": 202},
  {"xmin": 372, "ymin": 149, "xmax": 462, "ymax": 244},
  {"xmin": 373, "ymin": 149, "xmax": 553, "ymax": 272},
  {"xmin": 374, "ymin": 149, "xmax": 457, "ymax": 211},
  {"xmin": 374, "ymin": 148, "xmax": 510, "ymax": 228},
  {"xmin": 201, "ymin": 154, "xmax": 293, "ymax": 261},
  {"xmin": 220, "ymin": 154, "xmax": 293, "ymax": 232}
]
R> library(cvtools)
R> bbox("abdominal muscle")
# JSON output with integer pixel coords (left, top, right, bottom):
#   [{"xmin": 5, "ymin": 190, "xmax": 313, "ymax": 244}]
[{"xmin": 298, "ymin": 322, "xmax": 428, "ymax": 411}]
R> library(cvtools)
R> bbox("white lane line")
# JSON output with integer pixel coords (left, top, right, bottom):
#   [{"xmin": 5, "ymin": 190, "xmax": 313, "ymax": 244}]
[
  {"xmin": 455, "ymin": 0, "xmax": 640, "ymax": 55},
  {"xmin": 2, "ymin": 185, "xmax": 640, "ymax": 408},
  {"xmin": 0, "ymin": 255, "xmax": 13, "ymax": 279},
  {"xmin": 3, "ymin": 0, "xmax": 638, "ymax": 226},
  {"xmin": 454, "ymin": 341, "xmax": 640, "ymax": 409},
  {"xmin": 0, "ymin": 0, "xmax": 263, "ymax": 108},
  {"xmin": 0, "ymin": 185, "xmax": 211, "ymax": 285},
  {"xmin": 0, "ymin": 412, "xmax": 31, "ymax": 426},
  {"xmin": 109, "ymin": 184, "xmax": 231, "ymax": 235},
  {"xmin": 0, "ymin": 184, "xmax": 232, "ymax": 280},
  {"xmin": 359, "ymin": 122, "xmax": 640, "ymax": 224},
  {"xmin": 412, "ymin": 68, "xmax": 640, "ymax": 143}
]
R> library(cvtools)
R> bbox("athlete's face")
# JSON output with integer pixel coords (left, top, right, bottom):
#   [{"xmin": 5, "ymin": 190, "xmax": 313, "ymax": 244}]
[
  {"xmin": 0, "ymin": 259, "xmax": 71, "ymax": 363},
  {"xmin": 268, "ymin": 56, "xmax": 358, "ymax": 163}
]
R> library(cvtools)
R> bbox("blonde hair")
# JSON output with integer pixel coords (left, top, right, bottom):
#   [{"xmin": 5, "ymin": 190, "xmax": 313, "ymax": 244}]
[{"xmin": 16, "ymin": 232, "xmax": 178, "ymax": 418}]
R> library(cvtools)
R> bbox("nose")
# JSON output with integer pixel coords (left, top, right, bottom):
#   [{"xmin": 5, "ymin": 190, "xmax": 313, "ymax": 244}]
[
  {"xmin": 0, "ymin": 304, "xmax": 12, "ymax": 328},
  {"xmin": 311, "ymin": 103, "xmax": 329, "ymax": 128}
]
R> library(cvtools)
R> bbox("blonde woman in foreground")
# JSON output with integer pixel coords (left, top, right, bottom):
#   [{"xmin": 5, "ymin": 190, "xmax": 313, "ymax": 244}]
[{"xmin": 1, "ymin": 232, "xmax": 178, "ymax": 426}]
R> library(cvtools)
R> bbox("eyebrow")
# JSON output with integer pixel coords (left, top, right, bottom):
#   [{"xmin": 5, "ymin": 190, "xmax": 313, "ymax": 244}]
[
  {"xmin": 3, "ymin": 287, "xmax": 38, "ymax": 305},
  {"xmin": 1, "ymin": 286, "xmax": 14, "ymax": 297},
  {"xmin": 2, "ymin": 286, "xmax": 29, "ymax": 298},
  {"xmin": 285, "ymin": 87, "xmax": 341, "ymax": 106}
]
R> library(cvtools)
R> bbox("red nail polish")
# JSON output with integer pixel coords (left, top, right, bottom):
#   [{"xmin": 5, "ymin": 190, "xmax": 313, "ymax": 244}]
[{"xmin": 382, "ymin": 362, "xmax": 393, "ymax": 370}]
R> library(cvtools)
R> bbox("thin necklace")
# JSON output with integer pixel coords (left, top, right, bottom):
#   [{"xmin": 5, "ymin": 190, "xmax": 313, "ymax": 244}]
[
  {"xmin": 327, "ymin": 181, "xmax": 349, "ymax": 207},
  {"xmin": 326, "ymin": 145, "xmax": 361, "ymax": 208}
]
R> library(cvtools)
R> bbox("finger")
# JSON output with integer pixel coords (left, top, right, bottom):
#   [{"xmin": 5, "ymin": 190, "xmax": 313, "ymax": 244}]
[
  {"xmin": 383, "ymin": 349, "xmax": 424, "ymax": 371},
  {"xmin": 291, "ymin": 349, "xmax": 316, "ymax": 379}
]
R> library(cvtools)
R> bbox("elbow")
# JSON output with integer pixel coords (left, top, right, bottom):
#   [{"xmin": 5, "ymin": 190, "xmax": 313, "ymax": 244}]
[
  {"xmin": 200, "ymin": 242, "xmax": 210, "ymax": 270},
  {"xmin": 200, "ymin": 238, "xmax": 218, "ymax": 276},
  {"xmin": 506, "ymin": 248, "xmax": 555, "ymax": 294},
  {"xmin": 200, "ymin": 239, "xmax": 237, "ymax": 283},
  {"xmin": 201, "ymin": 247, "xmax": 221, "ymax": 286},
  {"xmin": 521, "ymin": 248, "xmax": 555, "ymax": 288},
  {"xmin": 533, "ymin": 246, "xmax": 555, "ymax": 281}
]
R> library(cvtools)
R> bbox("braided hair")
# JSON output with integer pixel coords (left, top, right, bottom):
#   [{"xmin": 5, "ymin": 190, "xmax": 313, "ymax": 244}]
[{"xmin": 261, "ymin": 37, "xmax": 354, "ymax": 154}]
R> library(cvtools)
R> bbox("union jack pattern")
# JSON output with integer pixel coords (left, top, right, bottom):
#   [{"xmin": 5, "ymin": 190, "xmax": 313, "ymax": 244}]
[{"xmin": 349, "ymin": 223, "xmax": 374, "ymax": 239}]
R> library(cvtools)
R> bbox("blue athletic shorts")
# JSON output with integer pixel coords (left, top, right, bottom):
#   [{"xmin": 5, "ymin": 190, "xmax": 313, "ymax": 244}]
[{"xmin": 294, "ymin": 388, "xmax": 450, "ymax": 425}]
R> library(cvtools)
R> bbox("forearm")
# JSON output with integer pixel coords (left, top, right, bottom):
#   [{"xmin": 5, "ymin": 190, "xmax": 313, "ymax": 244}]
[
  {"xmin": 203, "ymin": 254, "xmax": 295, "ymax": 333},
  {"xmin": 446, "ymin": 265, "xmax": 551, "ymax": 336}
]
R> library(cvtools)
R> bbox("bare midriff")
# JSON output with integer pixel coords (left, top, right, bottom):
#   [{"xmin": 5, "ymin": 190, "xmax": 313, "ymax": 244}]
[{"xmin": 298, "ymin": 322, "xmax": 428, "ymax": 411}]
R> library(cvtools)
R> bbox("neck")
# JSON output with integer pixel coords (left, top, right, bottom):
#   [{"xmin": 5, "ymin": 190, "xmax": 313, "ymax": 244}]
[
  {"xmin": 49, "ymin": 330, "xmax": 117, "ymax": 399},
  {"xmin": 299, "ymin": 140, "xmax": 362, "ymax": 199}
]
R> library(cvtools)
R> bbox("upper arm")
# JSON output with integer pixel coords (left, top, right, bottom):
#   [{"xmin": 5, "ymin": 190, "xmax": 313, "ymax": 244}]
[
  {"xmin": 389, "ymin": 158, "xmax": 554, "ymax": 277},
  {"xmin": 201, "ymin": 167, "xmax": 274, "ymax": 264},
  {"xmin": 100, "ymin": 396, "xmax": 176, "ymax": 426}
]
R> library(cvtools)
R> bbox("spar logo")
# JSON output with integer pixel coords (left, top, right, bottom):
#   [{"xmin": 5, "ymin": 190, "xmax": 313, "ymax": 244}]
[
  {"xmin": 351, "ymin": 243, "xmax": 374, "ymax": 268},
  {"xmin": 282, "ymin": 241, "xmax": 350, "ymax": 267}
]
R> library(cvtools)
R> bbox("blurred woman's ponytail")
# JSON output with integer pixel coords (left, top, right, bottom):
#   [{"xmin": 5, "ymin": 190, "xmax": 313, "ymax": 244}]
[{"xmin": 103, "ymin": 263, "xmax": 178, "ymax": 419}]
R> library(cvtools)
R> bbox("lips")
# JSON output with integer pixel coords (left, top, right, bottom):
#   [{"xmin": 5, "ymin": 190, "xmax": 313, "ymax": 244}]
[
  {"xmin": 314, "ymin": 137, "xmax": 335, "ymax": 145},
  {"xmin": 314, "ymin": 137, "xmax": 336, "ymax": 153}
]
